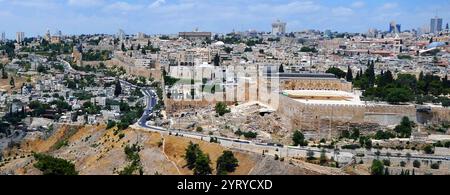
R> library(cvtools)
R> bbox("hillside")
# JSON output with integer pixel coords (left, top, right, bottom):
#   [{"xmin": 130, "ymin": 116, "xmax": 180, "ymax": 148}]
[{"xmin": 0, "ymin": 125, "xmax": 346, "ymax": 175}]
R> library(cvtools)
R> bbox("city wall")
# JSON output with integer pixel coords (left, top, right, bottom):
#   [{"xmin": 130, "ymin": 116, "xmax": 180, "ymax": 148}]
[{"xmin": 106, "ymin": 58, "xmax": 162, "ymax": 81}]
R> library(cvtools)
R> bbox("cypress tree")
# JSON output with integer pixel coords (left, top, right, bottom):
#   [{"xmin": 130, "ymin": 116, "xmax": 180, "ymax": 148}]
[
  {"xmin": 114, "ymin": 79, "xmax": 122, "ymax": 97},
  {"xmin": 346, "ymin": 65, "xmax": 353, "ymax": 82},
  {"xmin": 279, "ymin": 64, "xmax": 285, "ymax": 73}
]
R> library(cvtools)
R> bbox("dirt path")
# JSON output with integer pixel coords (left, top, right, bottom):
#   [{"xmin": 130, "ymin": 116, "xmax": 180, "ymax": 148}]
[{"xmin": 160, "ymin": 133, "xmax": 181, "ymax": 175}]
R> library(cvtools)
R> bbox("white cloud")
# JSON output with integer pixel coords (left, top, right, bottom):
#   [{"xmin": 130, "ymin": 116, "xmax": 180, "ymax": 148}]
[
  {"xmin": 351, "ymin": 1, "xmax": 365, "ymax": 8},
  {"xmin": 68, "ymin": 0, "xmax": 105, "ymax": 7},
  {"xmin": 8, "ymin": 0, "xmax": 60, "ymax": 9},
  {"xmin": 149, "ymin": 0, "xmax": 166, "ymax": 8},
  {"xmin": 104, "ymin": 2, "xmax": 143, "ymax": 12},
  {"xmin": 331, "ymin": 6, "xmax": 354, "ymax": 16},
  {"xmin": 380, "ymin": 3, "xmax": 399, "ymax": 10},
  {"xmin": 248, "ymin": 1, "xmax": 322, "ymax": 15}
]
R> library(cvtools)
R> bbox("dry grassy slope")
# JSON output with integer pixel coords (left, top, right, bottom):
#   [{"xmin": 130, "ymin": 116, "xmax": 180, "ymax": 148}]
[
  {"xmin": 1, "ymin": 125, "xmax": 346, "ymax": 175},
  {"xmin": 1, "ymin": 125, "xmax": 178, "ymax": 175},
  {"xmin": 0, "ymin": 75, "xmax": 27, "ymax": 94},
  {"xmin": 162, "ymin": 135, "xmax": 257, "ymax": 175}
]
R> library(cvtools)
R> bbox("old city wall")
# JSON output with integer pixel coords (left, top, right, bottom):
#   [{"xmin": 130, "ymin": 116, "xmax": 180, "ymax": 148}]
[
  {"xmin": 165, "ymin": 93, "xmax": 235, "ymax": 114},
  {"xmin": 281, "ymin": 79, "xmax": 352, "ymax": 92},
  {"xmin": 430, "ymin": 107, "xmax": 450, "ymax": 123},
  {"xmin": 364, "ymin": 104, "xmax": 417, "ymax": 126},
  {"xmin": 106, "ymin": 58, "xmax": 162, "ymax": 81},
  {"xmin": 276, "ymin": 94, "xmax": 366, "ymax": 131}
]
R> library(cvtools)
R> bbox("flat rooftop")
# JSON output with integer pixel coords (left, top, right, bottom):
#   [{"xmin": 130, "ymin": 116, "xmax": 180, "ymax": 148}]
[
  {"xmin": 283, "ymin": 90, "xmax": 363, "ymax": 106},
  {"xmin": 264, "ymin": 72, "xmax": 339, "ymax": 80}
]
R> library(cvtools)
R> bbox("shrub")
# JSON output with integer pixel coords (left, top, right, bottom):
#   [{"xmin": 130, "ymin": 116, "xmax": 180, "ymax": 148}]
[
  {"xmin": 341, "ymin": 144, "xmax": 361, "ymax": 150},
  {"xmin": 33, "ymin": 153, "xmax": 78, "ymax": 175},
  {"xmin": 430, "ymin": 163, "xmax": 439, "ymax": 170},
  {"xmin": 215, "ymin": 102, "xmax": 230, "ymax": 116},
  {"xmin": 382, "ymin": 159, "xmax": 391, "ymax": 166},
  {"xmin": 306, "ymin": 150, "xmax": 315, "ymax": 160},
  {"xmin": 413, "ymin": 160, "xmax": 421, "ymax": 168},
  {"xmin": 118, "ymin": 133, "xmax": 125, "ymax": 140},
  {"xmin": 423, "ymin": 145, "xmax": 434, "ymax": 154},
  {"xmin": 292, "ymin": 130, "xmax": 307, "ymax": 146},
  {"xmin": 400, "ymin": 161, "xmax": 406, "ymax": 167},
  {"xmin": 196, "ymin": 126, "xmax": 203, "ymax": 132},
  {"xmin": 371, "ymin": 160, "xmax": 384, "ymax": 175},
  {"xmin": 216, "ymin": 151, "xmax": 239, "ymax": 175},
  {"xmin": 106, "ymin": 120, "xmax": 116, "ymax": 129}
]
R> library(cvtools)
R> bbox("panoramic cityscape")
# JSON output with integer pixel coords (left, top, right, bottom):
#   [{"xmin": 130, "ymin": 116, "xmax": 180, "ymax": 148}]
[{"xmin": 0, "ymin": 0, "xmax": 449, "ymax": 176}]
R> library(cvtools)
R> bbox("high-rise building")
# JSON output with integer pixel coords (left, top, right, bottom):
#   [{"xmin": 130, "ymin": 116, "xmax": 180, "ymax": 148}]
[
  {"xmin": 44, "ymin": 29, "xmax": 51, "ymax": 41},
  {"xmin": 1, "ymin": 32, "xmax": 5, "ymax": 42},
  {"xmin": 389, "ymin": 21, "xmax": 395, "ymax": 33},
  {"xmin": 396, "ymin": 24, "xmax": 401, "ymax": 33},
  {"xmin": 389, "ymin": 21, "xmax": 401, "ymax": 33},
  {"xmin": 446, "ymin": 23, "xmax": 449, "ymax": 30},
  {"xmin": 136, "ymin": 32, "xmax": 146, "ymax": 39},
  {"xmin": 272, "ymin": 19, "xmax": 287, "ymax": 35},
  {"xmin": 367, "ymin": 28, "xmax": 378, "ymax": 38},
  {"xmin": 117, "ymin": 29, "xmax": 126, "ymax": 40},
  {"xmin": 16, "ymin": 32, "xmax": 25, "ymax": 43},
  {"xmin": 430, "ymin": 16, "xmax": 443, "ymax": 34}
]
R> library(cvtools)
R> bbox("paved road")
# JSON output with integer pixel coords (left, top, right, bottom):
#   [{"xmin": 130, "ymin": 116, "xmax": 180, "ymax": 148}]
[
  {"xmin": 133, "ymin": 88, "xmax": 355, "ymax": 164},
  {"xmin": 60, "ymin": 58, "xmax": 354, "ymax": 163}
]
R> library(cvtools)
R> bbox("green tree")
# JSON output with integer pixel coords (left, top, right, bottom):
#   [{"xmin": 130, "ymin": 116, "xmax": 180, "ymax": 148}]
[
  {"xmin": 193, "ymin": 153, "xmax": 212, "ymax": 175},
  {"xmin": 382, "ymin": 159, "xmax": 391, "ymax": 166},
  {"xmin": 326, "ymin": 67, "xmax": 346, "ymax": 79},
  {"xmin": 306, "ymin": 150, "xmax": 315, "ymax": 160},
  {"xmin": 2, "ymin": 66, "xmax": 8, "ymax": 79},
  {"xmin": 350, "ymin": 128, "xmax": 360, "ymax": 140},
  {"xmin": 114, "ymin": 79, "xmax": 122, "ymax": 97},
  {"xmin": 371, "ymin": 159, "xmax": 384, "ymax": 175},
  {"xmin": 213, "ymin": 53, "xmax": 220, "ymax": 66},
  {"xmin": 394, "ymin": 117, "xmax": 414, "ymax": 138},
  {"xmin": 386, "ymin": 88, "xmax": 413, "ymax": 104},
  {"xmin": 366, "ymin": 60, "xmax": 376, "ymax": 87},
  {"xmin": 33, "ymin": 153, "xmax": 78, "ymax": 175},
  {"xmin": 423, "ymin": 145, "xmax": 434, "ymax": 154},
  {"xmin": 184, "ymin": 141, "xmax": 202, "ymax": 169},
  {"xmin": 341, "ymin": 130, "xmax": 350, "ymax": 139},
  {"xmin": 292, "ymin": 130, "xmax": 307, "ymax": 146},
  {"xmin": 9, "ymin": 76, "xmax": 14, "ymax": 87},
  {"xmin": 413, "ymin": 160, "xmax": 421, "ymax": 168},
  {"xmin": 215, "ymin": 102, "xmax": 230, "ymax": 116},
  {"xmin": 279, "ymin": 64, "xmax": 285, "ymax": 73},
  {"xmin": 121, "ymin": 43, "xmax": 126, "ymax": 52},
  {"xmin": 346, "ymin": 66, "xmax": 353, "ymax": 82},
  {"xmin": 216, "ymin": 151, "xmax": 239, "ymax": 175},
  {"xmin": 319, "ymin": 149, "xmax": 327, "ymax": 165},
  {"xmin": 106, "ymin": 120, "xmax": 116, "ymax": 129}
]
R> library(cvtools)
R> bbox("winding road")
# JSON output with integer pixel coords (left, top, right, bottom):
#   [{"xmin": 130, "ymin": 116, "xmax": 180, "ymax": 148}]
[{"xmin": 61, "ymin": 58, "xmax": 450, "ymax": 165}]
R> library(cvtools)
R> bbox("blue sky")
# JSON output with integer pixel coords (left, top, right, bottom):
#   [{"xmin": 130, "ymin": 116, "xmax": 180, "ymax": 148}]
[{"xmin": 0, "ymin": 0, "xmax": 449, "ymax": 38}]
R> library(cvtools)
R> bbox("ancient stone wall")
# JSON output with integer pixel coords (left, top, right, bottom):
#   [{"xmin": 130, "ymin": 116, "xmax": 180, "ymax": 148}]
[
  {"xmin": 281, "ymin": 79, "xmax": 352, "ymax": 92},
  {"xmin": 106, "ymin": 59, "xmax": 162, "ymax": 81},
  {"xmin": 276, "ymin": 94, "xmax": 366, "ymax": 132},
  {"xmin": 430, "ymin": 107, "xmax": 450, "ymax": 123}
]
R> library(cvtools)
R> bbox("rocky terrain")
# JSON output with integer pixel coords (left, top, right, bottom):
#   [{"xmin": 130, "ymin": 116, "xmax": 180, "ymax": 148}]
[{"xmin": 0, "ymin": 124, "xmax": 347, "ymax": 175}]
